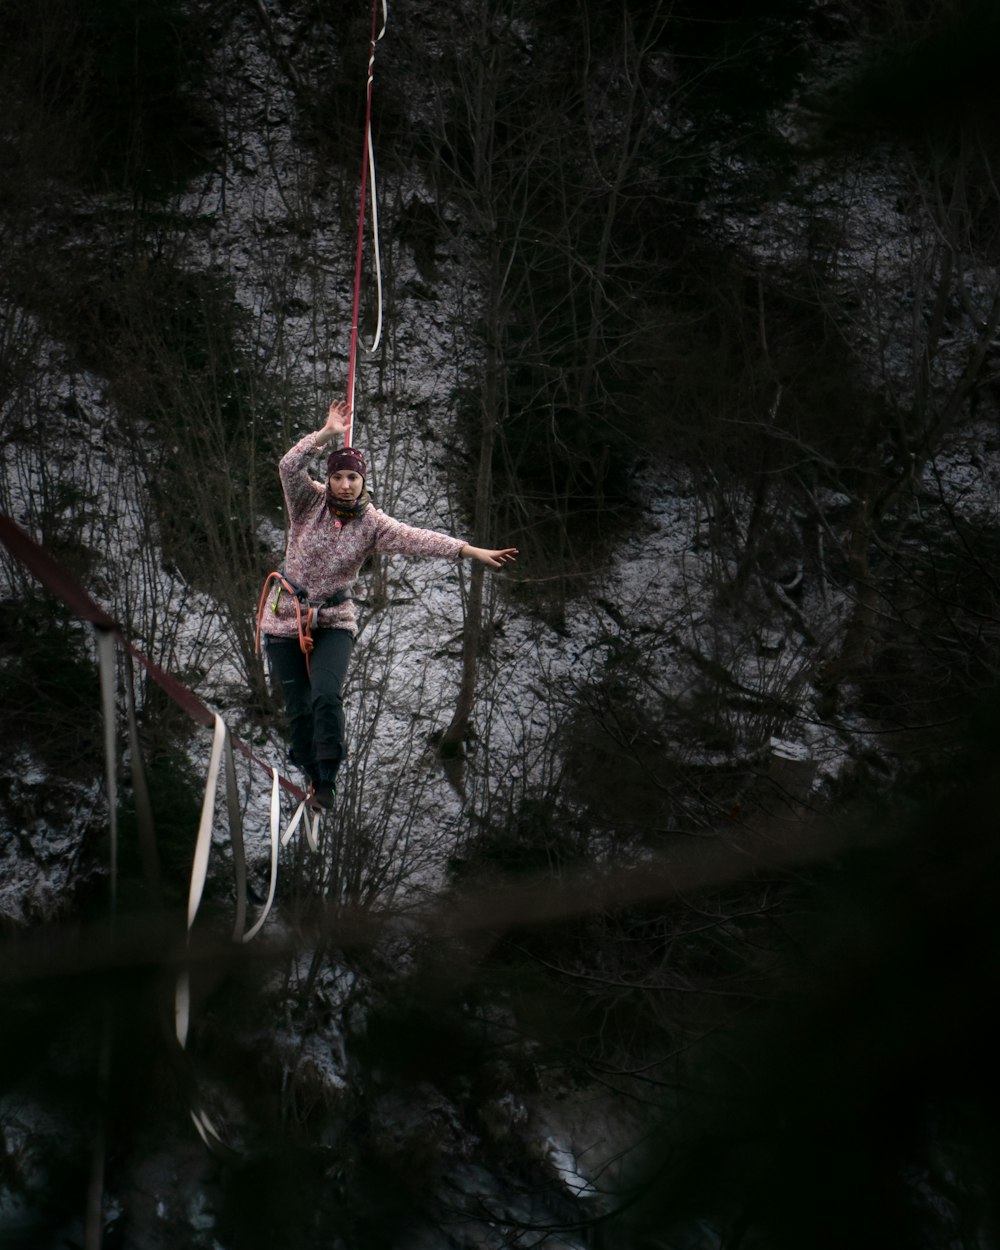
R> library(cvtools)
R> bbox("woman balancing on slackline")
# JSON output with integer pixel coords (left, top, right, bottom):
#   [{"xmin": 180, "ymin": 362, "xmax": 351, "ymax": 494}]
[{"xmin": 258, "ymin": 399, "xmax": 518, "ymax": 813}]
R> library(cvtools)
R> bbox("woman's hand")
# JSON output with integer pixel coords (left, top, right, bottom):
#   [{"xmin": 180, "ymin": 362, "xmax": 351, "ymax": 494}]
[
  {"xmin": 316, "ymin": 399, "xmax": 351, "ymax": 445},
  {"xmin": 460, "ymin": 545, "xmax": 519, "ymax": 570}
]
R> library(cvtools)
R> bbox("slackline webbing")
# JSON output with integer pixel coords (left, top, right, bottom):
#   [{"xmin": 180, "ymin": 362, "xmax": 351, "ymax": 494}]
[
  {"xmin": 1, "ymin": 510, "xmax": 327, "ymax": 1155},
  {"xmin": 0, "ymin": 512, "xmax": 319, "ymax": 956}
]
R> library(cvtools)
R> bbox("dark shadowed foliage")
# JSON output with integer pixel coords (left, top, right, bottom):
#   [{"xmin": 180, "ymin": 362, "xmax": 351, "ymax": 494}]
[
  {"xmin": 617, "ymin": 695, "xmax": 1000, "ymax": 1250},
  {"xmin": 0, "ymin": 599, "xmax": 101, "ymax": 778},
  {"xmin": 0, "ymin": 0, "xmax": 218, "ymax": 198}
]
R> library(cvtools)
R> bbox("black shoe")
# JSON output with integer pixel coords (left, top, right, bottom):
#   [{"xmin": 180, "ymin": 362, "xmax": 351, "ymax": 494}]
[
  {"xmin": 318, "ymin": 759, "xmax": 340, "ymax": 788},
  {"xmin": 308, "ymin": 781, "xmax": 335, "ymax": 812}
]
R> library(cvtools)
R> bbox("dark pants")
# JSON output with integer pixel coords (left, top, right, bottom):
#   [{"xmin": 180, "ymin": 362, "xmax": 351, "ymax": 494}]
[{"xmin": 265, "ymin": 629, "xmax": 354, "ymax": 785}]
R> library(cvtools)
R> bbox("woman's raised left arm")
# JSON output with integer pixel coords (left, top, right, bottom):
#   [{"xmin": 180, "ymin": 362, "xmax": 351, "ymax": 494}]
[{"xmin": 314, "ymin": 399, "xmax": 351, "ymax": 447}]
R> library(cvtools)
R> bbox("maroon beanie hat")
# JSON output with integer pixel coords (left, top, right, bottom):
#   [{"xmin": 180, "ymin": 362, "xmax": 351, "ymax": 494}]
[{"xmin": 326, "ymin": 447, "xmax": 367, "ymax": 480}]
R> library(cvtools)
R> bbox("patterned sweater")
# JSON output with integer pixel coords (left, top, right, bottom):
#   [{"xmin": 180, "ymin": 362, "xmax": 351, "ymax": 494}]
[{"xmin": 260, "ymin": 432, "xmax": 466, "ymax": 639}]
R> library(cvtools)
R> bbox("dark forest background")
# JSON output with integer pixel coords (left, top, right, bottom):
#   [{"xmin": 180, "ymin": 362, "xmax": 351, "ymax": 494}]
[{"xmin": 2, "ymin": 0, "xmax": 1000, "ymax": 1246}]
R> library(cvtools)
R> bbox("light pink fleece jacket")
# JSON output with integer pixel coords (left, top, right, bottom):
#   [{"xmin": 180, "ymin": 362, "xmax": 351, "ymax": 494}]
[{"xmin": 260, "ymin": 432, "xmax": 466, "ymax": 639}]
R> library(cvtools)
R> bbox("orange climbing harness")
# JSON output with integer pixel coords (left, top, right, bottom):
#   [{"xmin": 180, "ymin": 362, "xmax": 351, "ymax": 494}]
[{"xmin": 255, "ymin": 571, "xmax": 353, "ymax": 678}]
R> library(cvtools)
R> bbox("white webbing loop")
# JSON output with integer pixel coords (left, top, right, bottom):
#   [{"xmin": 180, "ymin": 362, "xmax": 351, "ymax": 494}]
[
  {"xmin": 186, "ymin": 713, "xmax": 228, "ymax": 932},
  {"xmin": 281, "ymin": 797, "xmax": 320, "ymax": 852},
  {"xmin": 175, "ymin": 969, "xmax": 192, "ymax": 1050},
  {"xmin": 190, "ymin": 1107, "xmax": 226, "ymax": 1150},
  {"xmin": 95, "ymin": 627, "xmax": 119, "ymax": 914},
  {"xmin": 176, "ymin": 712, "xmax": 227, "ymax": 1050},
  {"xmin": 176, "ymin": 711, "xmax": 326, "ymax": 1053},
  {"xmin": 224, "ymin": 734, "xmax": 248, "ymax": 943},
  {"xmin": 242, "ymin": 767, "xmax": 282, "ymax": 943},
  {"xmin": 281, "ymin": 795, "xmax": 305, "ymax": 848},
  {"xmin": 90, "ymin": 628, "xmax": 118, "ymax": 1250},
  {"xmin": 365, "ymin": 0, "xmax": 387, "ymax": 356},
  {"xmin": 122, "ymin": 647, "xmax": 161, "ymax": 901},
  {"xmin": 367, "ymin": 125, "xmax": 384, "ymax": 354}
]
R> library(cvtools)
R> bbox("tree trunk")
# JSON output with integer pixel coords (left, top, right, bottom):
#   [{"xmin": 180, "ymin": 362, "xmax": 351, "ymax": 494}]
[{"xmin": 439, "ymin": 287, "xmax": 501, "ymax": 760}]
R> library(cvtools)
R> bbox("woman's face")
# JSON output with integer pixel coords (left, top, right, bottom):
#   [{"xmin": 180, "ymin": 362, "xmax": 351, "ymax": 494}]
[{"xmin": 328, "ymin": 469, "xmax": 364, "ymax": 502}]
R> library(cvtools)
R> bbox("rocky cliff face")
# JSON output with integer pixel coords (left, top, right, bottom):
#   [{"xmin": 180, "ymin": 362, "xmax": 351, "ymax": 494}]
[{"xmin": 2, "ymin": 1, "xmax": 1000, "ymax": 1245}]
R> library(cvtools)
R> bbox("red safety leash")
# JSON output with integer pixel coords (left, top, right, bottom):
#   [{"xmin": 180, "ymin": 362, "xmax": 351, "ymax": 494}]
[{"xmin": 345, "ymin": 0, "xmax": 388, "ymax": 447}]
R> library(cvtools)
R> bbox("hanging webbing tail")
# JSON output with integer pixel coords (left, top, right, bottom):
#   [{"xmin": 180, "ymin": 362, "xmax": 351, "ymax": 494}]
[
  {"xmin": 0, "ymin": 510, "xmax": 318, "ymax": 980},
  {"xmin": 95, "ymin": 627, "xmax": 119, "ymax": 914},
  {"xmin": 345, "ymin": 0, "xmax": 388, "ymax": 448},
  {"xmin": 241, "ymin": 766, "xmax": 282, "ymax": 943}
]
